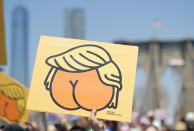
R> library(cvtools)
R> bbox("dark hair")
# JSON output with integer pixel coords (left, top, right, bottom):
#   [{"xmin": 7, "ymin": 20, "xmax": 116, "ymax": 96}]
[
  {"xmin": 70, "ymin": 125, "xmax": 86, "ymax": 131},
  {"xmin": 54, "ymin": 123, "xmax": 67, "ymax": 131},
  {"xmin": 105, "ymin": 121, "xmax": 118, "ymax": 131},
  {"xmin": 3, "ymin": 124, "xmax": 26, "ymax": 131}
]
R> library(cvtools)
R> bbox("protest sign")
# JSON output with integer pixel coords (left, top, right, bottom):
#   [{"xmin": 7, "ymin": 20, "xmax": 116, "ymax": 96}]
[
  {"xmin": 0, "ymin": 72, "xmax": 30, "ymax": 124},
  {"xmin": 27, "ymin": 36, "xmax": 138, "ymax": 122}
]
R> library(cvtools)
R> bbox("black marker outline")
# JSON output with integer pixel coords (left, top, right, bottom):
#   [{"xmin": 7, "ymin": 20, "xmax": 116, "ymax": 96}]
[
  {"xmin": 70, "ymin": 55, "xmax": 96, "ymax": 69},
  {"xmin": 45, "ymin": 44, "xmax": 112, "ymax": 72},
  {"xmin": 86, "ymin": 51, "xmax": 106, "ymax": 63},
  {"xmin": 44, "ymin": 44, "xmax": 122, "ymax": 111},
  {"xmin": 79, "ymin": 53, "xmax": 102, "ymax": 65},
  {"xmin": 72, "ymin": 78, "xmax": 115, "ymax": 111},
  {"xmin": 49, "ymin": 69, "xmax": 80, "ymax": 110}
]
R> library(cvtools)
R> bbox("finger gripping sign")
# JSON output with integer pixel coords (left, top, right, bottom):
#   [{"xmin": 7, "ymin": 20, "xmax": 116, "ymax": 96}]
[{"xmin": 27, "ymin": 36, "xmax": 138, "ymax": 122}]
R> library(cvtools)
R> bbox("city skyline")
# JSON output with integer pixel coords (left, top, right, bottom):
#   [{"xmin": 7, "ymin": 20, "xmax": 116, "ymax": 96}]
[{"xmin": 2, "ymin": 0, "xmax": 194, "ymax": 91}]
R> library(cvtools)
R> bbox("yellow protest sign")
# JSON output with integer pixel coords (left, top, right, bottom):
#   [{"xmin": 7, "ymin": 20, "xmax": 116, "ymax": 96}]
[
  {"xmin": 27, "ymin": 36, "xmax": 138, "ymax": 122},
  {"xmin": 0, "ymin": 72, "xmax": 30, "ymax": 124},
  {"xmin": 0, "ymin": 0, "xmax": 7, "ymax": 65}
]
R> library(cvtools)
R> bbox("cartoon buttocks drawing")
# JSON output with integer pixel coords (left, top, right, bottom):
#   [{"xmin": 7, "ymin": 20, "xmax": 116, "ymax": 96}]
[{"xmin": 44, "ymin": 44, "xmax": 122, "ymax": 111}]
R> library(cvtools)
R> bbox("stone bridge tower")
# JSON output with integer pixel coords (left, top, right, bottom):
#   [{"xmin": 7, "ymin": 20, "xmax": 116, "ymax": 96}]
[{"xmin": 114, "ymin": 40, "xmax": 194, "ymax": 114}]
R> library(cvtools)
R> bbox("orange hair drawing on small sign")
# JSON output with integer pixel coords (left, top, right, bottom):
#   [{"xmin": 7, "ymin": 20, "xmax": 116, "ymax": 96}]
[
  {"xmin": 0, "ymin": 72, "xmax": 29, "ymax": 124},
  {"xmin": 0, "ymin": 84, "xmax": 25, "ymax": 122}
]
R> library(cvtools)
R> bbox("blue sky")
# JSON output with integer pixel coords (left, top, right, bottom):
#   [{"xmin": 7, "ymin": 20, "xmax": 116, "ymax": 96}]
[
  {"xmin": 3, "ymin": 0, "xmax": 194, "ymax": 83},
  {"xmin": 4, "ymin": 0, "xmax": 194, "ymax": 43},
  {"xmin": 3, "ymin": 0, "xmax": 194, "ymax": 73}
]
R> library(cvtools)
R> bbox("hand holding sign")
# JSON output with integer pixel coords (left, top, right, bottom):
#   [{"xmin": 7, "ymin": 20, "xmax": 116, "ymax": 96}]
[{"xmin": 89, "ymin": 109, "xmax": 105, "ymax": 131}]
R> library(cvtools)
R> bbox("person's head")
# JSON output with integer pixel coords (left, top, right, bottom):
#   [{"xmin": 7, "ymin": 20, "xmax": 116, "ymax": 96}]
[
  {"xmin": 161, "ymin": 126, "xmax": 170, "ymax": 131},
  {"xmin": 54, "ymin": 123, "xmax": 67, "ymax": 131},
  {"xmin": 105, "ymin": 121, "xmax": 118, "ymax": 131},
  {"xmin": 186, "ymin": 121, "xmax": 194, "ymax": 131},
  {"xmin": 3, "ymin": 124, "xmax": 25, "ymax": 131},
  {"xmin": 175, "ymin": 121, "xmax": 187, "ymax": 131},
  {"xmin": 75, "ymin": 117, "xmax": 89, "ymax": 129},
  {"xmin": 70, "ymin": 125, "xmax": 86, "ymax": 131},
  {"xmin": 145, "ymin": 125, "xmax": 159, "ymax": 131}
]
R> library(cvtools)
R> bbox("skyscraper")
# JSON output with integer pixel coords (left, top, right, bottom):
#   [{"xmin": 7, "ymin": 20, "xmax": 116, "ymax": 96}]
[
  {"xmin": 10, "ymin": 6, "xmax": 28, "ymax": 86},
  {"xmin": 65, "ymin": 9, "xmax": 84, "ymax": 39}
]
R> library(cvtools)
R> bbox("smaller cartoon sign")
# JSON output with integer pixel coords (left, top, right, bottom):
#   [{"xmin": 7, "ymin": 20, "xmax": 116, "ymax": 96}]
[
  {"xmin": 27, "ymin": 36, "xmax": 138, "ymax": 122},
  {"xmin": 0, "ymin": 72, "xmax": 30, "ymax": 124},
  {"xmin": 0, "ymin": 0, "xmax": 7, "ymax": 65}
]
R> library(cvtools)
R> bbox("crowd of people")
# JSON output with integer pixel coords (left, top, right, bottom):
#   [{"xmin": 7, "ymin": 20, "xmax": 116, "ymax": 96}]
[{"xmin": 0, "ymin": 109, "xmax": 194, "ymax": 131}]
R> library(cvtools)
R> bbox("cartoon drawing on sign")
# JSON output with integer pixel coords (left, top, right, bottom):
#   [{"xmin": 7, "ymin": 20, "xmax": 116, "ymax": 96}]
[
  {"xmin": 44, "ymin": 45, "xmax": 122, "ymax": 111},
  {"xmin": 0, "ymin": 84, "xmax": 25, "ymax": 122}
]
